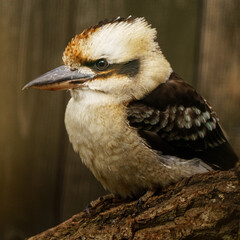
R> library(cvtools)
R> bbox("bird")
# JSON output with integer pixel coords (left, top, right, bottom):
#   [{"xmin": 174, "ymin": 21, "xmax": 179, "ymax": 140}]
[{"xmin": 23, "ymin": 16, "xmax": 238, "ymax": 198}]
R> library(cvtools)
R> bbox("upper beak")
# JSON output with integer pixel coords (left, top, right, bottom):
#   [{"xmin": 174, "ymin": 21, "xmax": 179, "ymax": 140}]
[{"xmin": 22, "ymin": 65, "xmax": 95, "ymax": 91}]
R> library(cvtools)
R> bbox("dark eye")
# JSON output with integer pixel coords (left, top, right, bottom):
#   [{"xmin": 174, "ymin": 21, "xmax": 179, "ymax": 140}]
[{"xmin": 95, "ymin": 59, "xmax": 109, "ymax": 70}]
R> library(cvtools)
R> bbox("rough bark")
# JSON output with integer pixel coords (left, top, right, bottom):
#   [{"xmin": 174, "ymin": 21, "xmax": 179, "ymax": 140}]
[{"xmin": 28, "ymin": 169, "xmax": 240, "ymax": 240}]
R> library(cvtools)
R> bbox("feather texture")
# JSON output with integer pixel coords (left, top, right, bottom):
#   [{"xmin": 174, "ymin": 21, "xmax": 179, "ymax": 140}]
[{"xmin": 127, "ymin": 72, "xmax": 238, "ymax": 170}]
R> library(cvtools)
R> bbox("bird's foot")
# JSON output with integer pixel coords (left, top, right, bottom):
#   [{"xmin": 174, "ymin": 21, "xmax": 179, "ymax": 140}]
[
  {"xmin": 136, "ymin": 190, "xmax": 155, "ymax": 209},
  {"xmin": 85, "ymin": 193, "xmax": 116, "ymax": 215}
]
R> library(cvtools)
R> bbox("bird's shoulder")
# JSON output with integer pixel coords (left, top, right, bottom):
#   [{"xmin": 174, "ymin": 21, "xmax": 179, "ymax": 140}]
[{"xmin": 127, "ymin": 72, "xmax": 238, "ymax": 169}]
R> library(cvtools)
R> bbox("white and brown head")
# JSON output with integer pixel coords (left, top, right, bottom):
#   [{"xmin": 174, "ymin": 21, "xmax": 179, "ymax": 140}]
[{"xmin": 23, "ymin": 17, "xmax": 172, "ymax": 102}]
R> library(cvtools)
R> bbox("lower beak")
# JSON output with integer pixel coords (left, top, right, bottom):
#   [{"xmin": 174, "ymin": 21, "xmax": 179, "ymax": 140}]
[{"xmin": 22, "ymin": 65, "xmax": 95, "ymax": 91}]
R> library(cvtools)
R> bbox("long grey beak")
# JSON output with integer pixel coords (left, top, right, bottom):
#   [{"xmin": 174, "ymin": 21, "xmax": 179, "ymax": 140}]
[{"xmin": 22, "ymin": 65, "xmax": 95, "ymax": 91}]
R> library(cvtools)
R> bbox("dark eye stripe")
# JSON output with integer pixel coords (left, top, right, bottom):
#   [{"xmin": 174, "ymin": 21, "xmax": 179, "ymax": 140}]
[
  {"xmin": 83, "ymin": 59, "xmax": 140, "ymax": 77},
  {"xmin": 117, "ymin": 59, "xmax": 140, "ymax": 77}
]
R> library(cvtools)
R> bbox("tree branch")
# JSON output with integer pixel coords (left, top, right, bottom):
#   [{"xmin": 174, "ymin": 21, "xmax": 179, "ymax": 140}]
[{"xmin": 28, "ymin": 169, "xmax": 240, "ymax": 240}]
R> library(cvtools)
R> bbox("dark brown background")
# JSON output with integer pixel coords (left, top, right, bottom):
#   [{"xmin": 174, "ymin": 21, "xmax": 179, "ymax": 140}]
[{"xmin": 0, "ymin": 0, "xmax": 239, "ymax": 239}]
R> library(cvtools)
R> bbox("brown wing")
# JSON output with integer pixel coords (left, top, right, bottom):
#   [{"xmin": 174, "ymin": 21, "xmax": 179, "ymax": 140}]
[{"xmin": 127, "ymin": 72, "xmax": 238, "ymax": 170}]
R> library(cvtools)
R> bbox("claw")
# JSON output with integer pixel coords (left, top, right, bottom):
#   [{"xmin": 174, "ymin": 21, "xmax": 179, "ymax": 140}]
[{"xmin": 85, "ymin": 203, "xmax": 92, "ymax": 215}]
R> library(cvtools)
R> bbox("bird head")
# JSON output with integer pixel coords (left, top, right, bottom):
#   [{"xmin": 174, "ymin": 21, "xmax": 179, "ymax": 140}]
[{"xmin": 23, "ymin": 17, "xmax": 172, "ymax": 103}]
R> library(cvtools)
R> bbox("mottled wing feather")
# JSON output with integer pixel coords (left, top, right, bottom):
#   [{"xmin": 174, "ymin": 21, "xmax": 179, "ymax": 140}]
[
  {"xmin": 127, "ymin": 72, "xmax": 238, "ymax": 169},
  {"xmin": 128, "ymin": 102, "xmax": 225, "ymax": 148}
]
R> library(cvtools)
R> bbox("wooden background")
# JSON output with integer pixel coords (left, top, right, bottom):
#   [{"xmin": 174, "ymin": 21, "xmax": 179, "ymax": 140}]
[{"xmin": 0, "ymin": 0, "xmax": 239, "ymax": 239}]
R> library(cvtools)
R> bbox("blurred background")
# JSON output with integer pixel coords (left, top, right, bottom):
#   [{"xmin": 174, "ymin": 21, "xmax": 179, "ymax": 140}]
[{"xmin": 0, "ymin": 0, "xmax": 239, "ymax": 239}]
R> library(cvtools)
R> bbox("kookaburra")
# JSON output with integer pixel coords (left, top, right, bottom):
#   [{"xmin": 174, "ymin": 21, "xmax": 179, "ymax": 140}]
[{"xmin": 23, "ymin": 17, "xmax": 238, "ymax": 198}]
